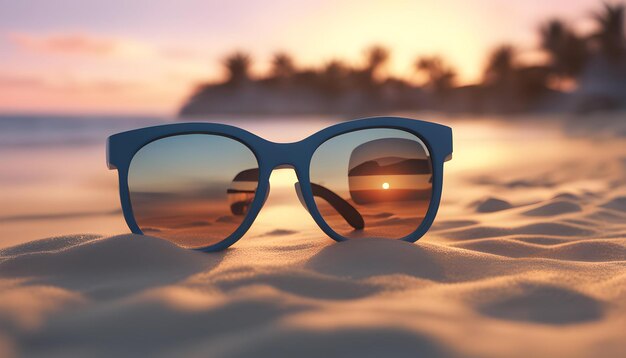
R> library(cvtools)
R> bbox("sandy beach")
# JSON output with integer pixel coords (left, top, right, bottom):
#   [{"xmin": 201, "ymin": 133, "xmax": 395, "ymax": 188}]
[
  {"xmin": 1, "ymin": 115, "xmax": 625, "ymax": 357},
  {"xmin": 3, "ymin": 0, "xmax": 626, "ymax": 356}
]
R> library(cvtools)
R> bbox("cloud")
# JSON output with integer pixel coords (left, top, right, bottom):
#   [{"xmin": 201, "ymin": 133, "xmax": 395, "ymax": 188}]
[
  {"xmin": 0, "ymin": 32, "xmax": 211, "ymax": 113},
  {"xmin": 0, "ymin": 72, "xmax": 138, "ymax": 93},
  {"xmin": 8, "ymin": 32, "xmax": 117, "ymax": 56},
  {"xmin": 0, "ymin": 74, "xmax": 45, "ymax": 88},
  {"xmin": 6, "ymin": 32, "xmax": 155, "ymax": 59}
]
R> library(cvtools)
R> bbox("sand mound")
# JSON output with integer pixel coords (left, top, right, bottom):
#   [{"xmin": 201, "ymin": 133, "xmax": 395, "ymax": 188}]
[
  {"xmin": 430, "ymin": 220, "xmax": 479, "ymax": 231},
  {"xmin": 533, "ymin": 239, "xmax": 626, "ymax": 262},
  {"xmin": 552, "ymin": 192, "xmax": 581, "ymax": 201},
  {"xmin": 306, "ymin": 239, "xmax": 445, "ymax": 280},
  {"xmin": 445, "ymin": 221, "xmax": 595, "ymax": 240},
  {"xmin": 0, "ymin": 234, "xmax": 210, "ymax": 299},
  {"xmin": 601, "ymin": 196, "xmax": 626, "ymax": 212},
  {"xmin": 453, "ymin": 238, "xmax": 544, "ymax": 257},
  {"xmin": 522, "ymin": 200, "xmax": 582, "ymax": 217},
  {"xmin": 454, "ymin": 238, "xmax": 626, "ymax": 262},
  {"xmin": 471, "ymin": 197, "xmax": 513, "ymax": 213},
  {"xmin": 477, "ymin": 282, "xmax": 604, "ymax": 325},
  {"xmin": 219, "ymin": 328, "xmax": 453, "ymax": 358},
  {"xmin": 0, "ymin": 234, "xmax": 101, "ymax": 259}
]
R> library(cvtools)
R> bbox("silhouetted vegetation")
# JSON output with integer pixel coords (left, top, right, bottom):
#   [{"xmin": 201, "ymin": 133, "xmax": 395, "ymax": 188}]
[
  {"xmin": 415, "ymin": 56, "xmax": 457, "ymax": 95},
  {"xmin": 270, "ymin": 52, "xmax": 295, "ymax": 81},
  {"xmin": 181, "ymin": 2, "xmax": 626, "ymax": 116},
  {"xmin": 592, "ymin": 3, "xmax": 625, "ymax": 61},
  {"xmin": 540, "ymin": 20, "xmax": 588, "ymax": 78},
  {"xmin": 224, "ymin": 52, "xmax": 251, "ymax": 86},
  {"xmin": 363, "ymin": 45, "xmax": 389, "ymax": 85}
]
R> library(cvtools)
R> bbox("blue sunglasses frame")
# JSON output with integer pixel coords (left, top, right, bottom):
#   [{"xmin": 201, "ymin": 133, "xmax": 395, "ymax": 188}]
[{"xmin": 107, "ymin": 116, "xmax": 453, "ymax": 252}]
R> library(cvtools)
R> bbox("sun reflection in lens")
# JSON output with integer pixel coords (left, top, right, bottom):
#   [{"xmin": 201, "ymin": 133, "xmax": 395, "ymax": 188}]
[{"xmin": 382, "ymin": 182, "xmax": 390, "ymax": 190}]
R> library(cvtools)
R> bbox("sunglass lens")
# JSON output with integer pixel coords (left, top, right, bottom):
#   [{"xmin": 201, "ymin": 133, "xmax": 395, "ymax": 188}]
[
  {"xmin": 128, "ymin": 134, "xmax": 258, "ymax": 248},
  {"xmin": 310, "ymin": 128, "xmax": 432, "ymax": 239}
]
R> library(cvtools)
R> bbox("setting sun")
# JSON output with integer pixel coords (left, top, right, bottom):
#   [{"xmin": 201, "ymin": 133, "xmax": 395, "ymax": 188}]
[{"xmin": 382, "ymin": 182, "xmax": 390, "ymax": 190}]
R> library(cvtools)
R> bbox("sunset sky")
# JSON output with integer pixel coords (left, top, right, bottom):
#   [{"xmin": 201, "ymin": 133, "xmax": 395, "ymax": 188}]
[{"xmin": 0, "ymin": 0, "xmax": 607, "ymax": 115}]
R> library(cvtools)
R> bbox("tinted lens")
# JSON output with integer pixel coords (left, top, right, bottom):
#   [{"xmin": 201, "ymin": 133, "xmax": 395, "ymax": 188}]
[
  {"xmin": 128, "ymin": 134, "xmax": 258, "ymax": 248},
  {"xmin": 310, "ymin": 128, "xmax": 432, "ymax": 239}
]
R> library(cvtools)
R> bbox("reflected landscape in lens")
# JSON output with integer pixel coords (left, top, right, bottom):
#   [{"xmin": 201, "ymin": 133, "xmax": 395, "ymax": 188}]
[
  {"xmin": 310, "ymin": 129, "xmax": 432, "ymax": 239},
  {"xmin": 128, "ymin": 134, "xmax": 258, "ymax": 248}
]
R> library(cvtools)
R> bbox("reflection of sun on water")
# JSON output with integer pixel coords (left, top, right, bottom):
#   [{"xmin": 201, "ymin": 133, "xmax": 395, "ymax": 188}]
[{"xmin": 382, "ymin": 182, "xmax": 390, "ymax": 190}]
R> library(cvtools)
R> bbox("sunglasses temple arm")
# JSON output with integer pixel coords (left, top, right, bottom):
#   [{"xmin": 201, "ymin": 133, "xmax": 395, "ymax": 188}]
[{"xmin": 295, "ymin": 182, "xmax": 364, "ymax": 230}]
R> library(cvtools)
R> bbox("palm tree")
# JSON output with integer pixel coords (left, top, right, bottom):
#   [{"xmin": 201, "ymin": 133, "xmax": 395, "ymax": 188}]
[
  {"xmin": 540, "ymin": 19, "xmax": 588, "ymax": 77},
  {"xmin": 484, "ymin": 45, "xmax": 516, "ymax": 86},
  {"xmin": 271, "ymin": 52, "xmax": 295, "ymax": 80},
  {"xmin": 541, "ymin": 20, "xmax": 566, "ymax": 52},
  {"xmin": 223, "ymin": 52, "xmax": 251, "ymax": 85},
  {"xmin": 591, "ymin": 3, "xmax": 625, "ymax": 61},
  {"xmin": 364, "ymin": 45, "xmax": 390, "ymax": 83},
  {"xmin": 415, "ymin": 56, "xmax": 457, "ymax": 93},
  {"xmin": 321, "ymin": 59, "xmax": 350, "ymax": 95}
]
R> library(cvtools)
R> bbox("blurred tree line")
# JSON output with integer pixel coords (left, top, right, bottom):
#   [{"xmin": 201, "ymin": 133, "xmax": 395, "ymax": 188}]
[{"xmin": 181, "ymin": 3, "xmax": 626, "ymax": 115}]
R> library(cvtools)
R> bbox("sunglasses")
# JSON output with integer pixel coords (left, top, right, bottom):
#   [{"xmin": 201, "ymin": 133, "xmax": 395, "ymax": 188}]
[{"xmin": 107, "ymin": 117, "xmax": 453, "ymax": 251}]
